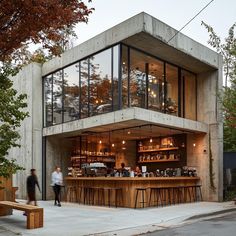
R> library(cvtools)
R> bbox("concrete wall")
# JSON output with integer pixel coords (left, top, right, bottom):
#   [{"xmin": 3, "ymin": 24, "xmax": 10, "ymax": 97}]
[
  {"xmin": 45, "ymin": 136, "xmax": 72, "ymax": 199},
  {"xmin": 195, "ymin": 54, "xmax": 223, "ymax": 201},
  {"xmin": 8, "ymin": 63, "xmax": 43, "ymax": 199}
]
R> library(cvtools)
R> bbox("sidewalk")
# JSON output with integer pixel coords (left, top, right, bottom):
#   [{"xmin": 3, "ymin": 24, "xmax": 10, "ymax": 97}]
[{"xmin": 0, "ymin": 200, "xmax": 235, "ymax": 236}]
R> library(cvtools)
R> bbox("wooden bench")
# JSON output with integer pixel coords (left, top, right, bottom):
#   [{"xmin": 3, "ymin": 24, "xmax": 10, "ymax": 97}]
[{"xmin": 0, "ymin": 201, "xmax": 43, "ymax": 229}]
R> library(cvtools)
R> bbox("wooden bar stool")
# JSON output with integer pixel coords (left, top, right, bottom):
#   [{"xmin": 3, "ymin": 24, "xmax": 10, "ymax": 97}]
[
  {"xmin": 148, "ymin": 187, "xmax": 163, "ymax": 207},
  {"xmin": 134, "ymin": 188, "xmax": 147, "ymax": 208},
  {"xmin": 93, "ymin": 187, "xmax": 105, "ymax": 206},
  {"xmin": 66, "ymin": 186, "xmax": 77, "ymax": 202},
  {"xmin": 84, "ymin": 186, "xmax": 95, "ymax": 205},
  {"xmin": 172, "ymin": 186, "xmax": 184, "ymax": 204},
  {"xmin": 76, "ymin": 186, "xmax": 83, "ymax": 204},
  {"xmin": 160, "ymin": 187, "xmax": 172, "ymax": 206},
  {"xmin": 114, "ymin": 188, "xmax": 123, "ymax": 208}
]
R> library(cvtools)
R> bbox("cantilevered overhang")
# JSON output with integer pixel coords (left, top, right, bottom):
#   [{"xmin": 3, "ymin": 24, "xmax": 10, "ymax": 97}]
[
  {"xmin": 43, "ymin": 108, "xmax": 208, "ymax": 137},
  {"xmin": 42, "ymin": 12, "xmax": 221, "ymax": 76}
]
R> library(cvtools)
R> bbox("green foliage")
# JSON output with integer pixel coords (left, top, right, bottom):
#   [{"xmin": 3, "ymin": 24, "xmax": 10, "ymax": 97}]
[
  {"xmin": 0, "ymin": 64, "xmax": 28, "ymax": 178},
  {"xmin": 202, "ymin": 21, "xmax": 236, "ymax": 151}
]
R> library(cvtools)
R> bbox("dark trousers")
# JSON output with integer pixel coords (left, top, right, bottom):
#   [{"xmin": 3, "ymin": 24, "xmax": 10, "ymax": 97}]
[{"xmin": 53, "ymin": 184, "xmax": 61, "ymax": 204}]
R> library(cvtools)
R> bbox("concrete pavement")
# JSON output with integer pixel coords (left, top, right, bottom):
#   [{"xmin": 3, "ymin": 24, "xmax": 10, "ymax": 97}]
[{"xmin": 0, "ymin": 200, "xmax": 235, "ymax": 236}]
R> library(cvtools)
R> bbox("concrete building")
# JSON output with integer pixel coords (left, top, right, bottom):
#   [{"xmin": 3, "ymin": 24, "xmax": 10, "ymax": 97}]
[{"xmin": 10, "ymin": 12, "xmax": 223, "ymax": 202}]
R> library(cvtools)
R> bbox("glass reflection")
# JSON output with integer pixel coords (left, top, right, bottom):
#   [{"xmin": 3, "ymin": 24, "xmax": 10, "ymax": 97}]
[
  {"xmin": 182, "ymin": 70, "xmax": 196, "ymax": 120},
  {"xmin": 113, "ymin": 45, "xmax": 119, "ymax": 111},
  {"xmin": 121, "ymin": 45, "xmax": 128, "ymax": 108},
  {"xmin": 166, "ymin": 64, "xmax": 178, "ymax": 116},
  {"xmin": 130, "ymin": 49, "xmax": 147, "ymax": 108},
  {"xmin": 52, "ymin": 71, "xmax": 63, "ymax": 124},
  {"xmin": 89, "ymin": 49, "xmax": 112, "ymax": 115},
  {"xmin": 80, "ymin": 59, "xmax": 89, "ymax": 119},
  {"xmin": 63, "ymin": 63, "xmax": 80, "ymax": 122},
  {"xmin": 148, "ymin": 59, "xmax": 164, "ymax": 112},
  {"xmin": 44, "ymin": 75, "xmax": 52, "ymax": 126}
]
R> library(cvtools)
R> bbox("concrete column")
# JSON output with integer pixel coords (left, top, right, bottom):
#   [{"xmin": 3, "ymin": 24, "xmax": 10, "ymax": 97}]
[{"xmin": 9, "ymin": 63, "xmax": 43, "ymax": 199}]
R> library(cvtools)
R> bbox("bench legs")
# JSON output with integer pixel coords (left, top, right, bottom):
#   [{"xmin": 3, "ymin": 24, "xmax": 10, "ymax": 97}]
[{"xmin": 27, "ymin": 209, "xmax": 43, "ymax": 229}]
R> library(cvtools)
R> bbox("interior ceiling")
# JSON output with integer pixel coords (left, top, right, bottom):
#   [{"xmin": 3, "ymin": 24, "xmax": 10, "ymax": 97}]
[
  {"xmin": 122, "ymin": 32, "xmax": 217, "ymax": 74},
  {"xmin": 58, "ymin": 120, "xmax": 188, "ymax": 143}
]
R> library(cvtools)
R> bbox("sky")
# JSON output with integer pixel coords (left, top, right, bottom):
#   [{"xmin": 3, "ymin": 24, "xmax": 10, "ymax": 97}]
[{"xmin": 74, "ymin": 0, "xmax": 236, "ymax": 50}]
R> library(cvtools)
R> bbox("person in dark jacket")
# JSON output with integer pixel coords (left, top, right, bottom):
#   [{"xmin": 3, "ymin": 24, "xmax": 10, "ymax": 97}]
[{"xmin": 26, "ymin": 169, "xmax": 41, "ymax": 206}]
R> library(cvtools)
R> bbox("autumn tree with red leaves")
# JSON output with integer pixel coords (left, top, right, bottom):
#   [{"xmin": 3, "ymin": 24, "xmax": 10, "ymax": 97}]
[
  {"xmin": 0, "ymin": 0, "xmax": 94, "ymax": 61},
  {"xmin": 0, "ymin": 0, "xmax": 94, "ymax": 179}
]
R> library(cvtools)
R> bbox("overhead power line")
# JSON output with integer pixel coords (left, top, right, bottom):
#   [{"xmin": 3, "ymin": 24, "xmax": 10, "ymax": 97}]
[{"xmin": 167, "ymin": 0, "xmax": 214, "ymax": 43}]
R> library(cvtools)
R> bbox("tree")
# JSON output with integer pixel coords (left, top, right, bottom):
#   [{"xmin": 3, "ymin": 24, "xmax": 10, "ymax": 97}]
[
  {"xmin": 0, "ymin": 65, "xmax": 28, "ymax": 178},
  {"xmin": 202, "ymin": 22, "xmax": 236, "ymax": 151},
  {"xmin": 0, "ymin": 0, "xmax": 94, "ymax": 179},
  {"xmin": 0, "ymin": 0, "xmax": 94, "ymax": 61}
]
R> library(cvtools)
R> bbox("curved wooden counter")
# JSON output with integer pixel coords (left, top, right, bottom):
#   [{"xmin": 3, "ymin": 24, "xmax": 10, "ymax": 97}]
[{"xmin": 65, "ymin": 177, "xmax": 200, "ymax": 208}]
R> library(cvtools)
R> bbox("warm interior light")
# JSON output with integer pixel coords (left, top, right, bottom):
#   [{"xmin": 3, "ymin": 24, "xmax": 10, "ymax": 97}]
[
  {"xmin": 149, "ymin": 138, "xmax": 153, "ymax": 143},
  {"xmin": 122, "ymin": 140, "xmax": 126, "ymax": 145},
  {"xmin": 112, "ymin": 143, "xmax": 115, "ymax": 147},
  {"xmin": 122, "ymin": 61, "xmax": 126, "ymax": 65},
  {"xmin": 127, "ymin": 131, "xmax": 131, "ymax": 135},
  {"xmin": 170, "ymin": 142, "xmax": 173, "ymax": 146},
  {"xmin": 193, "ymin": 143, "xmax": 196, "ymax": 147},
  {"xmin": 181, "ymin": 142, "xmax": 185, "ymax": 148},
  {"xmin": 99, "ymin": 140, "xmax": 102, "ymax": 144}
]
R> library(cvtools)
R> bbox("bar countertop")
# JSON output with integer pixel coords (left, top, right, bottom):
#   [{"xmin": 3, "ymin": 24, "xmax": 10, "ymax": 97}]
[
  {"xmin": 64, "ymin": 176, "xmax": 201, "ymax": 208},
  {"xmin": 65, "ymin": 176, "xmax": 200, "ymax": 181}
]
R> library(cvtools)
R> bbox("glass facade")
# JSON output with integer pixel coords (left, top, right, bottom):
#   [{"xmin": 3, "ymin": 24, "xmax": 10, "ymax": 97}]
[
  {"xmin": 63, "ymin": 63, "xmax": 80, "ymax": 122},
  {"xmin": 43, "ymin": 44, "xmax": 197, "ymax": 127}
]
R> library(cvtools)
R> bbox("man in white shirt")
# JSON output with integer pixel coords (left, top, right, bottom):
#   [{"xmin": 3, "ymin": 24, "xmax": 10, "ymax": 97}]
[{"xmin": 51, "ymin": 167, "xmax": 63, "ymax": 207}]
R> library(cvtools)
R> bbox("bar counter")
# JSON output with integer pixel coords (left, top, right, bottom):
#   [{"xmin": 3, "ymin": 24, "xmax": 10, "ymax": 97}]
[{"xmin": 65, "ymin": 176, "xmax": 200, "ymax": 208}]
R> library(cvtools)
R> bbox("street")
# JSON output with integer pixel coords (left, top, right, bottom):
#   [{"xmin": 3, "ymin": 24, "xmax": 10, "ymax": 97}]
[{"xmin": 145, "ymin": 211, "xmax": 236, "ymax": 236}]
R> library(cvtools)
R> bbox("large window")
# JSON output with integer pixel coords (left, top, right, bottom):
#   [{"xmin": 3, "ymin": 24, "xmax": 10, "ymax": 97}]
[
  {"xmin": 89, "ymin": 49, "xmax": 112, "ymax": 116},
  {"xmin": 113, "ymin": 45, "xmax": 119, "ymax": 111},
  {"xmin": 63, "ymin": 63, "xmax": 80, "ymax": 122},
  {"xmin": 44, "ymin": 75, "xmax": 52, "ymax": 126},
  {"xmin": 130, "ymin": 49, "xmax": 147, "ymax": 108},
  {"xmin": 147, "ymin": 58, "xmax": 164, "ymax": 112},
  {"xmin": 43, "ymin": 44, "xmax": 197, "ymax": 127},
  {"xmin": 52, "ymin": 71, "xmax": 63, "ymax": 124},
  {"xmin": 182, "ymin": 70, "xmax": 197, "ymax": 120},
  {"xmin": 121, "ymin": 45, "xmax": 129, "ymax": 108},
  {"xmin": 80, "ymin": 59, "xmax": 89, "ymax": 119},
  {"xmin": 166, "ymin": 64, "xmax": 178, "ymax": 116}
]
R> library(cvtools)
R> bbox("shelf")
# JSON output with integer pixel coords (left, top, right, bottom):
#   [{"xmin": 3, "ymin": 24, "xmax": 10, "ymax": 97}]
[
  {"xmin": 138, "ymin": 147, "xmax": 179, "ymax": 153},
  {"xmin": 71, "ymin": 155, "xmax": 115, "ymax": 159},
  {"xmin": 138, "ymin": 159, "xmax": 180, "ymax": 163}
]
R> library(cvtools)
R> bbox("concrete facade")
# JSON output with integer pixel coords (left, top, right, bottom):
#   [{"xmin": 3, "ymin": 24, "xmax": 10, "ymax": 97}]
[{"xmin": 9, "ymin": 12, "xmax": 223, "ymax": 201}]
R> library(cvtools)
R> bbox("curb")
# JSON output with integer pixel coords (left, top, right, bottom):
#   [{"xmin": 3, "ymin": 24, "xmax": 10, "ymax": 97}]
[{"xmin": 186, "ymin": 207, "xmax": 236, "ymax": 221}]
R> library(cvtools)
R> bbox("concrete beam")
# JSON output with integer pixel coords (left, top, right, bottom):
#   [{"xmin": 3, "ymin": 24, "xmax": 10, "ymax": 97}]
[
  {"xmin": 43, "ymin": 108, "xmax": 208, "ymax": 137},
  {"xmin": 42, "ymin": 12, "xmax": 220, "ymax": 76}
]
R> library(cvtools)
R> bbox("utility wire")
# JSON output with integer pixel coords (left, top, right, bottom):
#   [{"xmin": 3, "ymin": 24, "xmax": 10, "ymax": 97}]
[{"xmin": 167, "ymin": 0, "xmax": 214, "ymax": 43}]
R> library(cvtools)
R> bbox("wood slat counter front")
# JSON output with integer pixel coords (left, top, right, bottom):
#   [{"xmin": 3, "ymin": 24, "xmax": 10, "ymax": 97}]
[{"xmin": 65, "ymin": 177, "xmax": 200, "ymax": 208}]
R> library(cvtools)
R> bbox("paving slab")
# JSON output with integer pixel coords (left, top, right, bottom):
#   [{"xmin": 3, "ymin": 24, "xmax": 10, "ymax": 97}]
[{"xmin": 0, "ymin": 200, "xmax": 235, "ymax": 236}]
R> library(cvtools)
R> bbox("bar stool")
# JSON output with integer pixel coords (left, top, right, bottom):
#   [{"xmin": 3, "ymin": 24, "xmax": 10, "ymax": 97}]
[
  {"xmin": 93, "ymin": 187, "xmax": 105, "ymax": 206},
  {"xmin": 182, "ymin": 186, "xmax": 193, "ymax": 203},
  {"xmin": 160, "ymin": 187, "xmax": 172, "ymax": 206},
  {"xmin": 84, "ymin": 186, "xmax": 95, "ymax": 205},
  {"xmin": 66, "ymin": 186, "xmax": 77, "ymax": 202},
  {"xmin": 134, "ymin": 188, "xmax": 147, "ymax": 208},
  {"xmin": 149, "ymin": 187, "xmax": 163, "ymax": 207},
  {"xmin": 190, "ymin": 185, "xmax": 203, "ymax": 202},
  {"xmin": 114, "ymin": 187, "xmax": 123, "ymax": 207},
  {"xmin": 172, "ymin": 186, "xmax": 184, "ymax": 204},
  {"xmin": 76, "ymin": 186, "xmax": 83, "ymax": 204}
]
